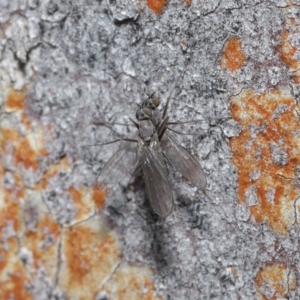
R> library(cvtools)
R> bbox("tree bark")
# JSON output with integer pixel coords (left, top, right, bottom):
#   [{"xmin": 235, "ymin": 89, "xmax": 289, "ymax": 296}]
[{"xmin": 0, "ymin": 0, "xmax": 300, "ymax": 299}]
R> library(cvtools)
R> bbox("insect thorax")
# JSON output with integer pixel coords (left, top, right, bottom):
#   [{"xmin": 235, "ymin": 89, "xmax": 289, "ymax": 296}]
[{"xmin": 139, "ymin": 120, "xmax": 155, "ymax": 142}]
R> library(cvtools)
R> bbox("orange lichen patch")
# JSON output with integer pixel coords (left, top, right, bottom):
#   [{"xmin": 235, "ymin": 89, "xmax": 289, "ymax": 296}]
[
  {"xmin": 68, "ymin": 186, "xmax": 82, "ymax": 201},
  {"xmin": 183, "ymin": 0, "xmax": 192, "ymax": 5},
  {"xmin": 15, "ymin": 138, "xmax": 40, "ymax": 170},
  {"xmin": 68, "ymin": 187, "xmax": 95, "ymax": 222},
  {"xmin": 5, "ymin": 87, "xmax": 26, "ymax": 111},
  {"xmin": 0, "ymin": 248, "xmax": 9, "ymax": 272},
  {"xmin": 230, "ymin": 89, "xmax": 300, "ymax": 234},
  {"xmin": 0, "ymin": 266, "xmax": 32, "ymax": 300},
  {"xmin": 290, "ymin": 18, "xmax": 297, "ymax": 26},
  {"xmin": 21, "ymin": 113, "xmax": 32, "ymax": 128},
  {"xmin": 1, "ymin": 127, "xmax": 48, "ymax": 171},
  {"xmin": 103, "ymin": 264, "xmax": 162, "ymax": 300},
  {"xmin": 147, "ymin": 0, "xmax": 167, "ymax": 14},
  {"xmin": 220, "ymin": 37, "xmax": 246, "ymax": 73},
  {"xmin": 93, "ymin": 187, "xmax": 106, "ymax": 210},
  {"xmin": 292, "ymin": 75, "xmax": 300, "ymax": 84},
  {"xmin": 255, "ymin": 264, "xmax": 296, "ymax": 299},
  {"xmin": 1, "ymin": 127, "xmax": 19, "ymax": 142},
  {"xmin": 59, "ymin": 218, "xmax": 120, "ymax": 299},
  {"xmin": 279, "ymin": 30, "xmax": 298, "ymax": 71}
]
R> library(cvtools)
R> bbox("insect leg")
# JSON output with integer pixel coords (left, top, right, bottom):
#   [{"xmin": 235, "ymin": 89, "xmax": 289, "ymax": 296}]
[
  {"xmin": 82, "ymin": 138, "xmax": 138, "ymax": 148},
  {"xmin": 162, "ymin": 57, "xmax": 191, "ymax": 119}
]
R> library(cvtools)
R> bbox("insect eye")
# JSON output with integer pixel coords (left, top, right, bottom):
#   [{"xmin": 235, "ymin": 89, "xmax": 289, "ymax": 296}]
[
  {"xmin": 136, "ymin": 108, "xmax": 152, "ymax": 120},
  {"xmin": 151, "ymin": 97, "xmax": 160, "ymax": 108},
  {"xmin": 143, "ymin": 107, "xmax": 152, "ymax": 117},
  {"xmin": 145, "ymin": 97, "xmax": 160, "ymax": 109}
]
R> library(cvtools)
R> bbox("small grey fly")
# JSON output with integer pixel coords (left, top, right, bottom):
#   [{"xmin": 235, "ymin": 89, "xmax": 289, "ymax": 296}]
[
  {"xmin": 141, "ymin": 94, "xmax": 207, "ymax": 191},
  {"xmin": 98, "ymin": 72, "xmax": 207, "ymax": 217}
]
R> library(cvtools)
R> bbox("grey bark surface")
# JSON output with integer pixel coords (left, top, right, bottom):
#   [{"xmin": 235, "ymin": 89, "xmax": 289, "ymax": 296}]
[{"xmin": 1, "ymin": 0, "xmax": 299, "ymax": 299}]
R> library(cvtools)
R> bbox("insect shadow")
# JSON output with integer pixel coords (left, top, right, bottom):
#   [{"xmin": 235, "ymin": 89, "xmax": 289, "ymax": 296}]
[{"xmin": 96, "ymin": 61, "xmax": 209, "ymax": 217}]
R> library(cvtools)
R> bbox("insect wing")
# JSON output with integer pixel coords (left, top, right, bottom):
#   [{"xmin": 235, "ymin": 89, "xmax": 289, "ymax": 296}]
[
  {"xmin": 139, "ymin": 134, "xmax": 173, "ymax": 217},
  {"xmin": 97, "ymin": 133, "xmax": 139, "ymax": 188},
  {"xmin": 161, "ymin": 131, "xmax": 207, "ymax": 190}
]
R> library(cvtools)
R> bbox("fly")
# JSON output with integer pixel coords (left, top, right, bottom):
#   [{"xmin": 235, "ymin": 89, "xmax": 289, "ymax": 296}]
[
  {"xmin": 98, "ymin": 64, "xmax": 207, "ymax": 217},
  {"xmin": 140, "ymin": 94, "xmax": 207, "ymax": 190},
  {"xmin": 98, "ymin": 106, "xmax": 173, "ymax": 217}
]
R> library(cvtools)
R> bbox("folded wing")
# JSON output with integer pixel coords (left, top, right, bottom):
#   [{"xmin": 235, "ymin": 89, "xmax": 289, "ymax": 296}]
[
  {"xmin": 160, "ymin": 131, "xmax": 207, "ymax": 190},
  {"xmin": 97, "ymin": 133, "xmax": 139, "ymax": 188},
  {"xmin": 139, "ymin": 134, "xmax": 173, "ymax": 217}
]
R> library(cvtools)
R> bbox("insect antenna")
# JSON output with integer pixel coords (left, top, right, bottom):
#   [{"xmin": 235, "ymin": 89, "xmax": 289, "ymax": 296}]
[
  {"xmin": 162, "ymin": 56, "xmax": 192, "ymax": 119},
  {"xmin": 129, "ymin": 117, "xmax": 139, "ymax": 129},
  {"xmin": 167, "ymin": 120, "xmax": 206, "ymax": 126},
  {"xmin": 92, "ymin": 121, "xmax": 135, "ymax": 127},
  {"xmin": 166, "ymin": 127, "xmax": 206, "ymax": 136}
]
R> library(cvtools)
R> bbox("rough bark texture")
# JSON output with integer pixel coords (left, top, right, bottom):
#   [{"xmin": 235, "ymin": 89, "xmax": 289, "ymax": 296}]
[{"xmin": 1, "ymin": 0, "xmax": 300, "ymax": 299}]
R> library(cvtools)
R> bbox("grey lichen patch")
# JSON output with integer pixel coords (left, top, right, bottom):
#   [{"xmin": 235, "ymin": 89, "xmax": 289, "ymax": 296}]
[
  {"xmin": 245, "ymin": 185, "xmax": 258, "ymax": 207},
  {"xmin": 270, "ymin": 141, "xmax": 288, "ymax": 167},
  {"xmin": 43, "ymin": 188, "xmax": 77, "ymax": 226},
  {"xmin": 221, "ymin": 118, "xmax": 242, "ymax": 138},
  {"xmin": 272, "ymin": 104, "xmax": 289, "ymax": 120},
  {"xmin": 249, "ymin": 169, "xmax": 261, "ymax": 182},
  {"xmin": 266, "ymin": 188, "xmax": 276, "ymax": 205}
]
